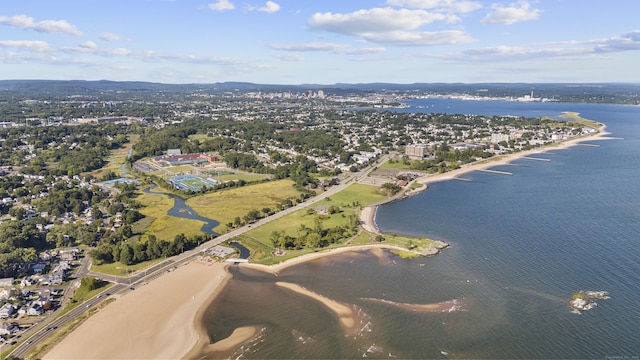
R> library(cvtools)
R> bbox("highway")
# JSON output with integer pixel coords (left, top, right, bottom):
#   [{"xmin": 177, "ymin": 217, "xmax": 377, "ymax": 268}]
[{"xmin": 9, "ymin": 156, "xmax": 387, "ymax": 359}]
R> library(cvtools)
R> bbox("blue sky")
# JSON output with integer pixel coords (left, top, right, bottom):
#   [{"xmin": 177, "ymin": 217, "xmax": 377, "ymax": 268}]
[{"xmin": 1, "ymin": 0, "xmax": 639, "ymax": 84}]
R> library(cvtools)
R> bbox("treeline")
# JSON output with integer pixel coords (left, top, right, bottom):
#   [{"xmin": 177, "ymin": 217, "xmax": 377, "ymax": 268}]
[
  {"xmin": 130, "ymin": 117, "xmax": 345, "ymax": 165},
  {"xmin": 0, "ymin": 221, "xmax": 47, "ymax": 277},
  {"xmin": 225, "ymin": 192, "xmax": 313, "ymax": 230},
  {"xmin": 269, "ymin": 212, "xmax": 360, "ymax": 250},
  {"xmin": 33, "ymin": 187, "xmax": 105, "ymax": 217},
  {"xmin": 1, "ymin": 123, "xmax": 128, "ymax": 176},
  {"xmin": 90, "ymin": 233, "xmax": 208, "ymax": 266}
]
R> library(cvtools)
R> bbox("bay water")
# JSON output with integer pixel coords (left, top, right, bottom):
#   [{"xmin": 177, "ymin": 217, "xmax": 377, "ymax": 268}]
[{"xmin": 201, "ymin": 99, "xmax": 640, "ymax": 358}]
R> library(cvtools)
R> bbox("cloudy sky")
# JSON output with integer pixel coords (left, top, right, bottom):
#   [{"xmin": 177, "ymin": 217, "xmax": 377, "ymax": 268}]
[{"xmin": 1, "ymin": 0, "xmax": 639, "ymax": 84}]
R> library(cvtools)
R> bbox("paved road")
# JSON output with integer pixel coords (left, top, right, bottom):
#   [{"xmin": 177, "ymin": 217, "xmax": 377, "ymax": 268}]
[{"xmin": 9, "ymin": 156, "xmax": 387, "ymax": 359}]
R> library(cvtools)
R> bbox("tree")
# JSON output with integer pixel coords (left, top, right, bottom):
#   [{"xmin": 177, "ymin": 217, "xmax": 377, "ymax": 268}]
[
  {"xmin": 9, "ymin": 206, "xmax": 26, "ymax": 220},
  {"xmin": 119, "ymin": 243, "xmax": 134, "ymax": 265},
  {"xmin": 81, "ymin": 276, "xmax": 101, "ymax": 291}
]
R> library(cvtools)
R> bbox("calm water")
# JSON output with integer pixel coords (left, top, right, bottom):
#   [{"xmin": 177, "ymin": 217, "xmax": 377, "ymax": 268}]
[{"xmin": 201, "ymin": 100, "xmax": 640, "ymax": 359}]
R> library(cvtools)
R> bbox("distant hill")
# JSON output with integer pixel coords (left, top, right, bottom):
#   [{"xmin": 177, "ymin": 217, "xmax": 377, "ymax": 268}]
[{"xmin": 0, "ymin": 80, "xmax": 639, "ymax": 103}]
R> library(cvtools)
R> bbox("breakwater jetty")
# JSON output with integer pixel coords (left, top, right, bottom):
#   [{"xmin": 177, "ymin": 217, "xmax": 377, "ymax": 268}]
[
  {"xmin": 476, "ymin": 169, "xmax": 513, "ymax": 176},
  {"xmin": 521, "ymin": 156, "xmax": 551, "ymax": 162}
]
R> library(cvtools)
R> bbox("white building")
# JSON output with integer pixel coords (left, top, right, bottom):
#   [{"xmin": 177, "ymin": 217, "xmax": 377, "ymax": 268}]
[
  {"xmin": 406, "ymin": 144, "xmax": 428, "ymax": 160},
  {"xmin": 491, "ymin": 133, "xmax": 511, "ymax": 144},
  {"xmin": 0, "ymin": 304, "xmax": 16, "ymax": 318}
]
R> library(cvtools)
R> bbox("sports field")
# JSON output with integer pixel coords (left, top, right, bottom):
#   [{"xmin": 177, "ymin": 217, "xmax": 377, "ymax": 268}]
[{"xmin": 168, "ymin": 175, "xmax": 217, "ymax": 191}]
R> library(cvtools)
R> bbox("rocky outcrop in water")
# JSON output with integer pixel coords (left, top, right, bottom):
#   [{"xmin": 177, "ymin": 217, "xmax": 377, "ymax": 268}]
[{"xmin": 569, "ymin": 291, "xmax": 610, "ymax": 313}]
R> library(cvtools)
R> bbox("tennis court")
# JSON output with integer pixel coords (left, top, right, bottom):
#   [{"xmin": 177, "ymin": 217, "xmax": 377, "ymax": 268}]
[{"xmin": 168, "ymin": 175, "xmax": 217, "ymax": 191}]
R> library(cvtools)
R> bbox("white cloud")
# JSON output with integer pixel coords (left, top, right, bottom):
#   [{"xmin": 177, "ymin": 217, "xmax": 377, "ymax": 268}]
[
  {"xmin": 364, "ymin": 30, "xmax": 474, "ymax": 46},
  {"xmin": 258, "ymin": 1, "xmax": 281, "ymax": 13},
  {"xmin": 274, "ymin": 54, "xmax": 304, "ymax": 61},
  {"xmin": 79, "ymin": 41, "xmax": 97, "ymax": 49},
  {"xmin": 0, "ymin": 40, "xmax": 51, "ymax": 52},
  {"xmin": 309, "ymin": 8, "xmax": 448, "ymax": 35},
  {"xmin": 208, "ymin": 0, "xmax": 235, "ymax": 11},
  {"xmin": 62, "ymin": 44, "xmax": 133, "ymax": 57},
  {"xmin": 0, "ymin": 15, "xmax": 82, "ymax": 36},
  {"xmin": 423, "ymin": 30, "xmax": 640, "ymax": 63},
  {"xmin": 100, "ymin": 32, "xmax": 123, "ymax": 41},
  {"xmin": 481, "ymin": 1, "xmax": 541, "ymax": 25},
  {"xmin": 270, "ymin": 42, "xmax": 386, "ymax": 55},
  {"xmin": 308, "ymin": 7, "xmax": 474, "ymax": 46},
  {"xmin": 386, "ymin": 0, "xmax": 482, "ymax": 13},
  {"xmin": 594, "ymin": 30, "xmax": 640, "ymax": 52},
  {"xmin": 458, "ymin": 45, "xmax": 589, "ymax": 61},
  {"xmin": 246, "ymin": 1, "xmax": 281, "ymax": 13}
]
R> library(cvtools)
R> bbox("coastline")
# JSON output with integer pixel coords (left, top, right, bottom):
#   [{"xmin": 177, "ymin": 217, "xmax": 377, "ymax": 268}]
[
  {"xmin": 43, "ymin": 124, "xmax": 611, "ymax": 360},
  {"xmin": 240, "ymin": 243, "xmax": 417, "ymax": 274},
  {"xmin": 359, "ymin": 125, "xmax": 610, "ymax": 234}
]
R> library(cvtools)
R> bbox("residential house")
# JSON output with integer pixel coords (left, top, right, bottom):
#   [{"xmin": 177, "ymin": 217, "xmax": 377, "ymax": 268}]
[{"xmin": 0, "ymin": 304, "xmax": 16, "ymax": 319}]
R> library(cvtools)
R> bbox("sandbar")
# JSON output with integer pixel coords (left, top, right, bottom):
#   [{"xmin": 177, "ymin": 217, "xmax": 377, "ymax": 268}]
[
  {"xmin": 276, "ymin": 281, "xmax": 358, "ymax": 333},
  {"xmin": 44, "ymin": 258, "xmax": 230, "ymax": 360},
  {"xmin": 362, "ymin": 297, "xmax": 462, "ymax": 312}
]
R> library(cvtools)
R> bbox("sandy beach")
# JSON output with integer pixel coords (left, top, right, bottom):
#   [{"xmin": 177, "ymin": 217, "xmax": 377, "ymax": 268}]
[
  {"xmin": 241, "ymin": 243, "xmax": 412, "ymax": 275},
  {"xmin": 44, "ymin": 258, "xmax": 230, "ymax": 360}
]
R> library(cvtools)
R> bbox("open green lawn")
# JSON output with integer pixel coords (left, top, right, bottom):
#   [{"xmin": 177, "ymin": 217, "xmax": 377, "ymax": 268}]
[
  {"xmin": 317, "ymin": 183, "xmax": 387, "ymax": 207},
  {"xmin": 215, "ymin": 172, "xmax": 271, "ymax": 183},
  {"xmin": 165, "ymin": 165, "xmax": 197, "ymax": 174},
  {"xmin": 378, "ymin": 160, "xmax": 412, "ymax": 170},
  {"xmin": 186, "ymin": 179, "xmax": 300, "ymax": 233},
  {"xmin": 244, "ymin": 183, "xmax": 387, "ymax": 248},
  {"xmin": 239, "ymin": 183, "xmax": 442, "ymax": 263},
  {"xmin": 561, "ymin": 112, "xmax": 602, "ymax": 128},
  {"xmin": 188, "ymin": 133, "xmax": 212, "ymax": 142},
  {"xmin": 91, "ymin": 257, "xmax": 165, "ymax": 276}
]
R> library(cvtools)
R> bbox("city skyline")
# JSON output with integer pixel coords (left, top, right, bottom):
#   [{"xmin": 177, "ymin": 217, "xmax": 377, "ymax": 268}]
[{"xmin": 1, "ymin": 0, "xmax": 639, "ymax": 84}]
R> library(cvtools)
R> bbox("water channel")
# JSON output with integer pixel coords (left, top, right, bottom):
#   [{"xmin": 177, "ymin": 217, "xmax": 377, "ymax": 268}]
[{"xmin": 143, "ymin": 185, "xmax": 250, "ymax": 258}]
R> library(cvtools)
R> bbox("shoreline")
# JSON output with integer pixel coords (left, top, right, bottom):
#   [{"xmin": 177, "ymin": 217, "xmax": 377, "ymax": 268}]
[
  {"xmin": 240, "ymin": 243, "xmax": 416, "ymax": 275},
  {"xmin": 44, "ymin": 124, "xmax": 611, "ymax": 360},
  {"xmin": 360, "ymin": 124, "xmax": 610, "ymax": 234}
]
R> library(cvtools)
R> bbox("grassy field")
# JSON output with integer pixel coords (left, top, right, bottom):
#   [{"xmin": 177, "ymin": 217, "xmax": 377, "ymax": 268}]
[
  {"xmin": 238, "ymin": 183, "xmax": 444, "ymax": 263},
  {"xmin": 137, "ymin": 191, "xmax": 206, "ymax": 241},
  {"xmin": 243, "ymin": 184, "xmax": 387, "ymax": 251},
  {"xmin": 216, "ymin": 172, "xmax": 271, "ymax": 183},
  {"xmin": 165, "ymin": 165, "xmax": 197, "ymax": 174},
  {"xmin": 188, "ymin": 133, "xmax": 212, "ymax": 142},
  {"xmin": 185, "ymin": 179, "xmax": 300, "ymax": 233},
  {"xmin": 90, "ymin": 258, "xmax": 165, "ymax": 276},
  {"xmin": 561, "ymin": 112, "xmax": 602, "ymax": 128},
  {"xmin": 378, "ymin": 160, "xmax": 412, "ymax": 170},
  {"xmin": 88, "ymin": 134, "xmax": 139, "ymax": 178}
]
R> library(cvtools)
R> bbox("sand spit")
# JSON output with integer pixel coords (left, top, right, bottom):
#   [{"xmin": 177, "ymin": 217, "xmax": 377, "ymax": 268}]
[
  {"xmin": 276, "ymin": 281, "xmax": 360, "ymax": 334},
  {"xmin": 362, "ymin": 297, "xmax": 463, "ymax": 312},
  {"xmin": 189, "ymin": 325, "xmax": 264, "ymax": 359}
]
